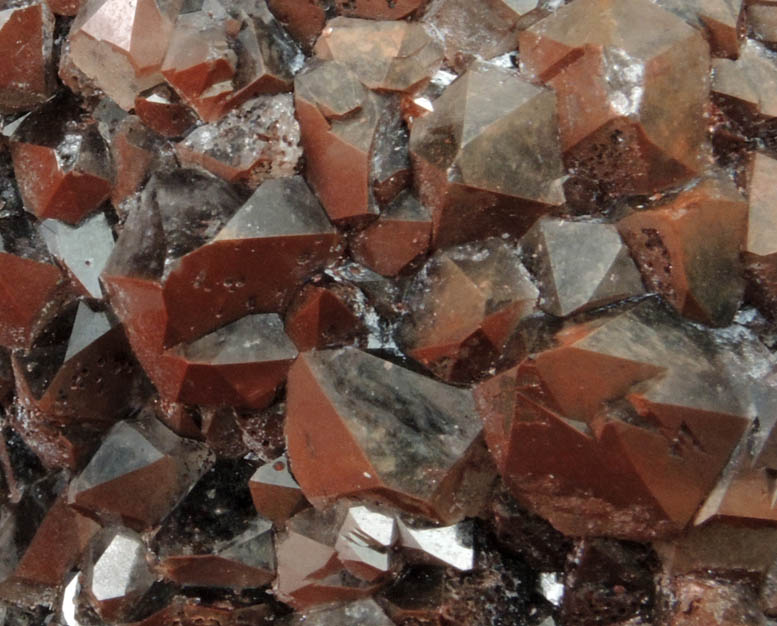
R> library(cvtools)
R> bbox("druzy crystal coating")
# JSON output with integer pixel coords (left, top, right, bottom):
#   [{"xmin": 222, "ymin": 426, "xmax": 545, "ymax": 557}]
[{"xmin": 2, "ymin": 0, "xmax": 777, "ymax": 624}]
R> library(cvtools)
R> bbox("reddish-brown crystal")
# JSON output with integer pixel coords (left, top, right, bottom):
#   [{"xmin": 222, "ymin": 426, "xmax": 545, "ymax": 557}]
[
  {"xmin": 294, "ymin": 61, "xmax": 390, "ymax": 223},
  {"xmin": 335, "ymin": 0, "xmax": 427, "ymax": 19},
  {"xmin": 285, "ymin": 283, "xmax": 367, "ymax": 352},
  {"xmin": 656, "ymin": 0, "xmax": 743, "ymax": 58},
  {"xmin": 350, "ymin": 192, "xmax": 431, "ymax": 277},
  {"xmin": 400, "ymin": 239, "xmax": 540, "ymax": 382},
  {"xmin": 12, "ymin": 302, "xmax": 141, "ymax": 427},
  {"xmin": 10, "ymin": 98, "xmax": 113, "ymax": 224},
  {"xmin": 266, "ymin": 0, "xmax": 326, "ymax": 53},
  {"xmin": 109, "ymin": 116, "xmax": 162, "ymax": 207},
  {"xmin": 274, "ymin": 506, "xmax": 380, "ymax": 608},
  {"xmin": 103, "ymin": 173, "xmax": 339, "ymax": 405},
  {"xmin": 132, "ymin": 599, "xmax": 272, "ymax": 626},
  {"xmin": 161, "ymin": 0, "xmax": 301, "ymax": 122},
  {"xmin": 314, "ymin": 18, "xmax": 442, "ymax": 93},
  {"xmin": 475, "ymin": 299, "xmax": 753, "ymax": 539},
  {"xmin": 0, "ymin": 253, "xmax": 64, "ymax": 350},
  {"xmin": 712, "ymin": 39, "xmax": 777, "ymax": 130},
  {"xmin": 46, "ymin": 0, "xmax": 84, "ymax": 16},
  {"xmin": 68, "ymin": 415, "xmax": 212, "ymax": 529},
  {"xmin": 285, "ymin": 348, "xmax": 490, "ymax": 522},
  {"xmin": 12, "ymin": 494, "xmax": 99, "ymax": 587},
  {"xmin": 134, "ymin": 85, "xmax": 197, "ymax": 138},
  {"xmin": 69, "ymin": 0, "xmax": 180, "ymax": 109},
  {"xmin": 249, "ymin": 455, "xmax": 307, "ymax": 525},
  {"xmin": 160, "ymin": 314, "xmax": 297, "ymax": 408},
  {"xmin": 520, "ymin": 0, "xmax": 710, "ymax": 194},
  {"xmin": 159, "ymin": 518, "xmax": 275, "ymax": 589},
  {"xmin": 0, "ymin": 3, "xmax": 55, "ymax": 113},
  {"xmin": 617, "ymin": 173, "xmax": 747, "ymax": 326},
  {"xmin": 743, "ymin": 152, "xmax": 777, "ymax": 319}
]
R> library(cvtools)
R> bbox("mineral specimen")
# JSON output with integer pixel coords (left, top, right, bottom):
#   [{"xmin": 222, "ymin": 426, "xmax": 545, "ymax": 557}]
[{"xmin": 1, "ymin": 0, "xmax": 777, "ymax": 623}]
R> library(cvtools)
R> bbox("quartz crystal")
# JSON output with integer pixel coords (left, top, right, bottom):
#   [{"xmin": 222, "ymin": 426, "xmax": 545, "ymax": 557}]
[
  {"xmin": 84, "ymin": 527, "xmax": 155, "ymax": 621},
  {"xmin": 520, "ymin": 216, "xmax": 645, "ymax": 318},
  {"xmin": 400, "ymin": 238, "xmax": 541, "ymax": 382},
  {"xmin": 617, "ymin": 172, "xmax": 747, "ymax": 326},
  {"xmin": 520, "ymin": 0, "xmax": 710, "ymax": 194},
  {"xmin": 68, "ymin": 414, "xmax": 212, "ymax": 529},
  {"xmin": 175, "ymin": 94, "xmax": 302, "ymax": 187},
  {"xmin": 10, "ymin": 96, "xmax": 113, "ymax": 224},
  {"xmin": 409, "ymin": 63, "xmax": 565, "ymax": 246}
]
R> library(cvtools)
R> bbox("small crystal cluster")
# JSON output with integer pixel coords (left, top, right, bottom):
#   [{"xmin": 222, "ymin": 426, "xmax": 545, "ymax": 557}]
[{"xmin": 2, "ymin": 0, "xmax": 777, "ymax": 624}]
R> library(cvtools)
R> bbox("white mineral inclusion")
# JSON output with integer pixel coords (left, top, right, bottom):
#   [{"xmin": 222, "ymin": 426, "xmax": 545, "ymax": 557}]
[
  {"xmin": 539, "ymin": 571, "xmax": 565, "ymax": 607},
  {"xmin": 91, "ymin": 532, "xmax": 148, "ymax": 602},
  {"xmin": 604, "ymin": 47, "xmax": 645, "ymax": 117}
]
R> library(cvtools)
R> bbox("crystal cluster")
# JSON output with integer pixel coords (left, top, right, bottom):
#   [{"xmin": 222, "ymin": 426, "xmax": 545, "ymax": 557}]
[{"xmin": 2, "ymin": 0, "xmax": 777, "ymax": 624}]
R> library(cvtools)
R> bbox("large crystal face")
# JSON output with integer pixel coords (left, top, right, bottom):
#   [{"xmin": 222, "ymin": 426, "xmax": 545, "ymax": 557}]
[
  {"xmin": 285, "ymin": 348, "xmax": 490, "ymax": 522},
  {"xmin": 3, "ymin": 0, "xmax": 777, "ymax": 623}
]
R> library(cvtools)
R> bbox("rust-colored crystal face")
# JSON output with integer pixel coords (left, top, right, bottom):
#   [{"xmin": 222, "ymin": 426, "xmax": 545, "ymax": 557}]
[
  {"xmin": 160, "ymin": 0, "xmax": 301, "ymax": 122},
  {"xmin": 4, "ymin": 0, "xmax": 777, "ymax": 622},
  {"xmin": 69, "ymin": 0, "xmax": 181, "ymax": 109},
  {"xmin": 0, "ymin": 2, "xmax": 55, "ymax": 113},
  {"xmin": 102, "ymin": 173, "xmax": 339, "ymax": 406},
  {"xmin": 520, "ymin": 0, "xmax": 711, "ymax": 195},
  {"xmin": 743, "ymin": 152, "xmax": 777, "ymax": 319},
  {"xmin": 314, "ymin": 18, "xmax": 443, "ymax": 93},
  {"xmin": 656, "ymin": 0, "xmax": 743, "ymax": 58},
  {"xmin": 350, "ymin": 192, "xmax": 430, "ymax": 277},
  {"xmin": 0, "ymin": 252, "xmax": 65, "ymax": 351},
  {"xmin": 68, "ymin": 413, "xmax": 212, "ymax": 529}
]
